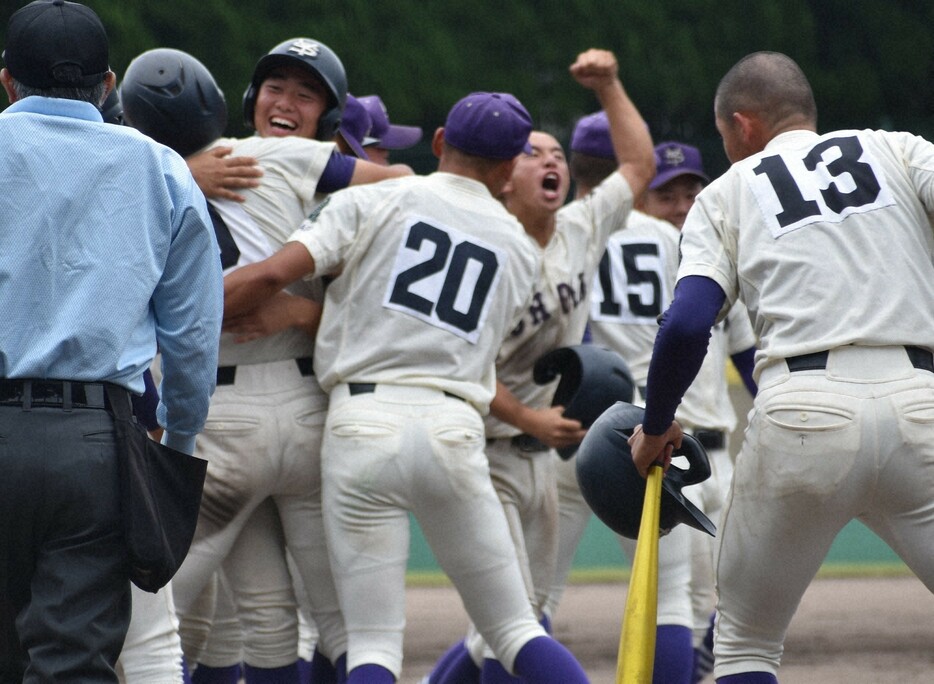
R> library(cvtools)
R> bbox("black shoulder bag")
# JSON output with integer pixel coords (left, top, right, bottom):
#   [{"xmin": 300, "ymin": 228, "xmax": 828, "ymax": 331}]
[{"xmin": 105, "ymin": 384, "xmax": 207, "ymax": 592}]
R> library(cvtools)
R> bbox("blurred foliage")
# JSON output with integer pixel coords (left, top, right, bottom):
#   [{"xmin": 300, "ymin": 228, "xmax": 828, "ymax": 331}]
[{"xmin": 1, "ymin": 0, "xmax": 933, "ymax": 178}]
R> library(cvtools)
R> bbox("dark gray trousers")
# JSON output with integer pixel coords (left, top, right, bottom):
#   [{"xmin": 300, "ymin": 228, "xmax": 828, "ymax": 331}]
[{"xmin": 0, "ymin": 405, "xmax": 130, "ymax": 683}]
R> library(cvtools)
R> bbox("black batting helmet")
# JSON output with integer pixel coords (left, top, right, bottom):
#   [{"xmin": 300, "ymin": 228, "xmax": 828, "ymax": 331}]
[
  {"xmin": 241, "ymin": 37, "xmax": 347, "ymax": 141},
  {"xmin": 533, "ymin": 344, "xmax": 636, "ymax": 460},
  {"xmin": 120, "ymin": 48, "xmax": 227, "ymax": 158},
  {"xmin": 575, "ymin": 401, "xmax": 716, "ymax": 539}
]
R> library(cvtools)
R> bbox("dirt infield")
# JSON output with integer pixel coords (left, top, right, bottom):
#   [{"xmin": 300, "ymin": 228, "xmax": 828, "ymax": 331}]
[{"xmin": 399, "ymin": 574, "xmax": 933, "ymax": 683}]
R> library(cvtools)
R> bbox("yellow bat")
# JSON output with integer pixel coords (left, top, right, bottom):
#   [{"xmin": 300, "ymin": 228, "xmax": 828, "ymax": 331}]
[{"xmin": 616, "ymin": 463, "xmax": 663, "ymax": 684}]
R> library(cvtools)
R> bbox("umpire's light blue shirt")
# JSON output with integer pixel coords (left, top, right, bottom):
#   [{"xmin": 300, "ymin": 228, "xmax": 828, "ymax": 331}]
[{"xmin": 0, "ymin": 96, "xmax": 223, "ymax": 455}]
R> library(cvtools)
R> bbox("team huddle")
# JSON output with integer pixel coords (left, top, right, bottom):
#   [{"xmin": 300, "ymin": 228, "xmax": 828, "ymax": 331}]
[{"xmin": 2, "ymin": 2, "xmax": 933, "ymax": 684}]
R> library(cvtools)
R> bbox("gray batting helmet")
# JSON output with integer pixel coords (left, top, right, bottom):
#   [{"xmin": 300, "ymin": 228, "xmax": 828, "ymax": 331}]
[
  {"xmin": 241, "ymin": 37, "xmax": 347, "ymax": 141},
  {"xmin": 120, "ymin": 48, "xmax": 227, "ymax": 157},
  {"xmin": 101, "ymin": 86, "xmax": 123, "ymax": 125},
  {"xmin": 575, "ymin": 401, "xmax": 716, "ymax": 539},
  {"xmin": 533, "ymin": 344, "xmax": 636, "ymax": 460}
]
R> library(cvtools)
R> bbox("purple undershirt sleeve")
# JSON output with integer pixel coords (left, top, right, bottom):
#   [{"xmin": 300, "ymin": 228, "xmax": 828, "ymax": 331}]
[
  {"xmin": 642, "ymin": 275, "xmax": 725, "ymax": 435},
  {"xmin": 315, "ymin": 151, "xmax": 357, "ymax": 194},
  {"xmin": 131, "ymin": 368, "xmax": 161, "ymax": 431}
]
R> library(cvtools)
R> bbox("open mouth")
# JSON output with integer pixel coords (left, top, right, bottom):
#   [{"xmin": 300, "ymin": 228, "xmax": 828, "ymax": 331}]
[
  {"xmin": 270, "ymin": 117, "xmax": 297, "ymax": 132},
  {"xmin": 541, "ymin": 172, "xmax": 562, "ymax": 199}
]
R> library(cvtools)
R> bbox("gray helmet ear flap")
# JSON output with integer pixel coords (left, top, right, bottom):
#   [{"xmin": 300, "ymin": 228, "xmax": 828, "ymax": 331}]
[
  {"xmin": 533, "ymin": 344, "xmax": 636, "ymax": 460},
  {"xmin": 101, "ymin": 86, "xmax": 123, "ymax": 125},
  {"xmin": 575, "ymin": 401, "xmax": 716, "ymax": 539},
  {"xmin": 241, "ymin": 37, "xmax": 347, "ymax": 141},
  {"xmin": 120, "ymin": 48, "xmax": 227, "ymax": 157}
]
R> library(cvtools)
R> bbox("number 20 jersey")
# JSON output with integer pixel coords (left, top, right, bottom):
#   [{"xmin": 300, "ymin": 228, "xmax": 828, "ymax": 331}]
[
  {"xmin": 677, "ymin": 128, "xmax": 934, "ymax": 373},
  {"xmin": 288, "ymin": 172, "xmax": 540, "ymax": 412}
]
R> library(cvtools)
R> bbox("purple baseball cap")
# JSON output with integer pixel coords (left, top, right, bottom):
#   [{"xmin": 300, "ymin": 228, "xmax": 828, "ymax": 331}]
[
  {"xmin": 570, "ymin": 110, "xmax": 614, "ymax": 160},
  {"xmin": 650, "ymin": 141, "xmax": 709, "ymax": 190},
  {"xmin": 3, "ymin": 0, "xmax": 109, "ymax": 89},
  {"xmin": 338, "ymin": 94, "xmax": 376, "ymax": 160},
  {"xmin": 443, "ymin": 92, "xmax": 533, "ymax": 160},
  {"xmin": 357, "ymin": 94, "xmax": 423, "ymax": 150}
]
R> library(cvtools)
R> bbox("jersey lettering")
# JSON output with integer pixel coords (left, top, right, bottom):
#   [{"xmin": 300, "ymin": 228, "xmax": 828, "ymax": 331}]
[
  {"xmin": 557, "ymin": 274, "xmax": 586, "ymax": 314},
  {"xmin": 749, "ymin": 134, "xmax": 895, "ymax": 238},
  {"xmin": 384, "ymin": 220, "xmax": 505, "ymax": 344},
  {"xmin": 592, "ymin": 239, "xmax": 672, "ymax": 325}
]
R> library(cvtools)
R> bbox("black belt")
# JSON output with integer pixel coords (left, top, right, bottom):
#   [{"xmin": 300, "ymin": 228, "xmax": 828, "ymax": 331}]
[
  {"xmin": 485, "ymin": 433, "xmax": 550, "ymax": 453},
  {"xmin": 347, "ymin": 382, "xmax": 465, "ymax": 403},
  {"xmin": 217, "ymin": 357, "xmax": 314, "ymax": 386},
  {"xmin": 786, "ymin": 346, "xmax": 934, "ymax": 374},
  {"xmin": 692, "ymin": 428, "xmax": 725, "ymax": 451},
  {"xmin": 0, "ymin": 379, "xmax": 115, "ymax": 410}
]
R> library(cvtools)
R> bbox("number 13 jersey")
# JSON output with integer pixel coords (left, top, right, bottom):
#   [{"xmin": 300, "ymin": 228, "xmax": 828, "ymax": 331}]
[
  {"xmin": 288, "ymin": 172, "xmax": 540, "ymax": 412},
  {"xmin": 677, "ymin": 128, "xmax": 934, "ymax": 374}
]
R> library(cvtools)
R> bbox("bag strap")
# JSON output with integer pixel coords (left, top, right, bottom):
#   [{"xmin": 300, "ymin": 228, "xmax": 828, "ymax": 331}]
[{"xmin": 103, "ymin": 382, "xmax": 135, "ymax": 423}]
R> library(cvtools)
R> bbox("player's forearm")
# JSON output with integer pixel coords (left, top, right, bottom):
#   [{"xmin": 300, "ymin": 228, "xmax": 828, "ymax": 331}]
[
  {"xmin": 223, "ymin": 242, "xmax": 316, "ymax": 319},
  {"xmin": 489, "ymin": 380, "xmax": 535, "ymax": 433},
  {"xmin": 597, "ymin": 78, "xmax": 656, "ymax": 199},
  {"xmin": 642, "ymin": 276, "xmax": 723, "ymax": 434},
  {"xmin": 349, "ymin": 159, "xmax": 414, "ymax": 186}
]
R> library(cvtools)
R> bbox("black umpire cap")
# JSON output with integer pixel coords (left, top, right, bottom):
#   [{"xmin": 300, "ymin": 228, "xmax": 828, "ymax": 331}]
[{"xmin": 3, "ymin": 0, "xmax": 109, "ymax": 89}]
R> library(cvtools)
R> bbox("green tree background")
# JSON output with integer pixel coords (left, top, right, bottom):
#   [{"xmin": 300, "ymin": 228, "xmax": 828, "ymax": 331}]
[{"xmin": 2, "ymin": 0, "xmax": 932, "ymax": 177}]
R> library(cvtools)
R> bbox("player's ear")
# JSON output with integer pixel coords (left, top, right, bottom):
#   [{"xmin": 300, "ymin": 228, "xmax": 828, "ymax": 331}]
[
  {"xmin": 431, "ymin": 127, "xmax": 446, "ymax": 159},
  {"xmin": 499, "ymin": 158, "xmax": 518, "ymax": 195},
  {"xmin": 1, "ymin": 69, "xmax": 17, "ymax": 104},
  {"xmin": 734, "ymin": 111, "xmax": 767, "ymax": 154}
]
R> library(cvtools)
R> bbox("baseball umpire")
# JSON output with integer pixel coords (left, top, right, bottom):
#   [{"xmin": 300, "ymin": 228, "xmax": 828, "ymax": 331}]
[
  {"xmin": 629, "ymin": 51, "xmax": 934, "ymax": 683},
  {"xmin": 0, "ymin": 1, "xmax": 223, "ymax": 681}
]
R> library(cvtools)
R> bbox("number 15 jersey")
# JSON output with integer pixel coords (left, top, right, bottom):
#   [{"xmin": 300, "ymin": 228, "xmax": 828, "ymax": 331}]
[
  {"xmin": 677, "ymin": 128, "xmax": 934, "ymax": 375},
  {"xmin": 288, "ymin": 172, "xmax": 540, "ymax": 412}
]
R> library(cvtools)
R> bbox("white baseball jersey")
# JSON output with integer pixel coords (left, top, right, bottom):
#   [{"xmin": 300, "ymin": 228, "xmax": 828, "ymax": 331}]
[
  {"xmin": 590, "ymin": 210, "xmax": 757, "ymax": 432},
  {"xmin": 209, "ymin": 136, "xmax": 335, "ymax": 366},
  {"xmin": 290, "ymin": 172, "xmax": 540, "ymax": 411},
  {"xmin": 678, "ymin": 129, "xmax": 934, "ymax": 372},
  {"xmin": 485, "ymin": 171, "xmax": 634, "ymax": 438},
  {"xmin": 590, "ymin": 209, "xmax": 681, "ymax": 384}
]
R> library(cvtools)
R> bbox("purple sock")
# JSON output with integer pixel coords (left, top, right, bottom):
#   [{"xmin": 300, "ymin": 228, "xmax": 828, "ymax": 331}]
[
  {"xmin": 243, "ymin": 661, "xmax": 300, "ymax": 683},
  {"xmin": 182, "ymin": 657, "xmax": 193, "ymax": 684},
  {"xmin": 430, "ymin": 640, "xmax": 480, "ymax": 684},
  {"xmin": 192, "ymin": 664, "xmax": 243, "ymax": 684},
  {"xmin": 298, "ymin": 658, "xmax": 312, "ymax": 684},
  {"xmin": 347, "ymin": 663, "xmax": 394, "ymax": 684},
  {"xmin": 309, "ymin": 648, "xmax": 338, "ymax": 684},
  {"xmin": 479, "ymin": 658, "xmax": 519, "ymax": 684},
  {"xmin": 511, "ymin": 636, "xmax": 588, "ymax": 683},
  {"xmin": 653, "ymin": 624, "xmax": 693, "ymax": 684},
  {"xmin": 334, "ymin": 653, "xmax": 348, "ymax": 684},
  {"xmin": 716, "ymin": 674, "xmax": 777, "ymax": 684}
]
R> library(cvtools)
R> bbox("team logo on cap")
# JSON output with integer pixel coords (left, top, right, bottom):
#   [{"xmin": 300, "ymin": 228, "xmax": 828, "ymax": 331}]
[
  {"xmin": 661, "ymin": 145, "xmax": 686, "ymax": 167},
  {"xmin": 288, "ymin": 39, "xmax": 321, "ymax": 58}
]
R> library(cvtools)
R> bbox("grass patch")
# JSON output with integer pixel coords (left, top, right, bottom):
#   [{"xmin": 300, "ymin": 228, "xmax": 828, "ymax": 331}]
[{"xmin": 405, "ymin": 563, "xmax": 911, "ymax": 587}]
